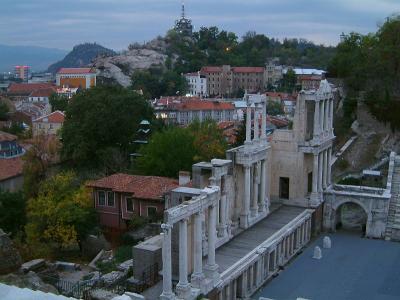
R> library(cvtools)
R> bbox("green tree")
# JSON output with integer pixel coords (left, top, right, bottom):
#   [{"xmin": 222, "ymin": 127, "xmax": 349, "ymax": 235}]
[
  {"xmin": 49, "ymin": 93, "xmax": 69, "ymax": 112},
  {"xmin": 281, "ymin": 69, "xmax": 297, "ymax": 92},
  {"xmin": 267, "ymin": 101, "xmax": 284, "ymax": 116},
  {"xmin": 188, "ymin": 120, "xmax": 227, "ymax": 161},
  {"xmin": 0, "ymin": 190, "xmax": 26, "ymax": 236},
  {"xmin": 61, "ymin": 85, "xmax": 154, "ymax": 171},
  {"xmin": 23, "ymin": 134, "xmax": 60, "ymax": 199},
  {"xmin": 0, "ymin": 102, "xmax": 9, "ymax": 121},
  {"xmin": 25, "ymin": 172, "xmax": 97, "ymax": 254},
  {"xmin": 137, "ymin": 127, "xmax": 196, "ymax": 177}
]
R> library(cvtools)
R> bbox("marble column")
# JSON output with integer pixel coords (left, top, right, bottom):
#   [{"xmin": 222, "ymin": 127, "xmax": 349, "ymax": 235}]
[
  {"xmin": 218, "ymin": 194, "xmax": 227, "ymax": 238},
  {"xmin": 320, "ymin": 99, "xmax": 325, "ymax": 134},
  {"xmin": 313, "ymin": 100, "xmax": 320, "ymax": 139},
  {"xmin": 245, "ymin": 106, "xmax": 252, "ymax": 144},
  {"xmin": 259, "ymin": 160, "xmax": 267, "ymax": 213},
  {"xmin": 251, "ymin": 163, "xmax": 260, "ymax": 217},
  {"xmin": 205, "ymin": 204, "xmax": 219, "ymax": 280},
  {"xmin": 265, "ymin": 252, "xmax": 270, "ymax": 278},
  {"xmin": 327, "ymin": 147, "xmax": 332, "ymax": 186},
  {"xmin": 325, "ymin": 99, "xmax": 329, "ymax": 134},
  {"xmin": 176, "ymin": 219, "xmax": 190, "ymax": 298},
  {"xmin": 233, "ymin": 279, "xmax": 237, "ymax": 299},
  {"xmin": 240, "ymin": 270, "xmax": 248, "ymax": 297},
  {"xmin": 323, "ymin": 150, "xmax": 328, "ymax": 189},
  {"xmin": 160, "ymin": 224, "xmax": 175, "ymax": 300},
  {"xmin": 191, "ymin": 213, "xmax": 205, "ymax": 288},
  {"xmin": 318, "ymin": 152, "xmax": 323, "ymax": 192},
  {"xmin": 330, "ymin": 99, "xmax": 334, "ymax": 134},
  {"xmin": 261, "ymin": 101, "xmax": 267, "ymax": 140},
  {"xmin": 254, "ymin": 108, "xmax": 260, "ymax": 141},
  {"xmin": 311, "ymin": 153, "xmax": 319, "ymax": 204},
  {"xmin": 241, "ymin": 165, "xmax": 251, "ymax": 228}
]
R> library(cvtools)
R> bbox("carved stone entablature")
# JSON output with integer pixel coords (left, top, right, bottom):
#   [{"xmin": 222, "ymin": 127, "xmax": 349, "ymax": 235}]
[
  {"xmin": 165, "ymin": 186, "xmax": 220, "ymax": 225},
  {"xmin": 234, "ymin": 145, "xmax": 270, "ymax": 166}
]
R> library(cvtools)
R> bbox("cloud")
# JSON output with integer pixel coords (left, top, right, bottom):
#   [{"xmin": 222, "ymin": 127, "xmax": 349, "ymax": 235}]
[{"xmin": 0, "ymin": 0, "xmax": 397, "ymax": 49}]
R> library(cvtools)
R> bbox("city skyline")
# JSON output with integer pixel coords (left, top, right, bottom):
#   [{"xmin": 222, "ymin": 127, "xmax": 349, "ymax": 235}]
[{"xmin": 1, "ymin": 0, "xmax": 398, "ymax": 50}]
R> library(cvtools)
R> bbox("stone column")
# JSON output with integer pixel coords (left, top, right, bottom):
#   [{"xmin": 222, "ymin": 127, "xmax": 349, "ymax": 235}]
[
  {"xmin": 265, "ymin": 252, "xmax": 270, "ymax": 278},
  {"xmin": 160, "ymin": 224, "xmax": 175, "ymax": 300},
  {"xmin": 205, "ymin": 204, "xmax": 219, "ymax": 281},
  {"xmin": 256, "ymin": 257, "xmax": 263, "ymax": 286},
  {"xmin": 310, "ymin": 153, "xmax": 319, "ymax": 204},
  {"xmin": 245, "ymin": 106, "xmax": 252, "ymax": 144},
  {"xmin": 254, "ymin": 108, "xmax": 260, "ymax": 141},
  {"xmin": 323, "ymin": 150, "xmax": 328, "ymax": 189},
  {"xmin": 313, "ymin": 100, "xmax": 320, "ymax": 139},
  {"xmin": 233, "ymin": 279, "xmax": 237, "ymax": 299},
  {"xmin": 327, "ymin": 147, "xmax": 332, "ymax": 186},
  {"xmin": 176, "ymin": 219, "xmax": 190, "ymax": 298},
  {"xmin": 251, "ymin": 163, "xmax": 259, "ymax": 217},
  {"xmin": 240, "ymin": 269, "xmax": 248, "ymax": 298},
  {"xmin": 261, "ymin": 101, "xmax": 267, "ymax": 140},
  {"xmin": 217, "ymin": 194, "xmax": 227, "ymax": 238},
  {"xmin": 191, "ymin": 213, "xmax": 205, "ymax": 288},
  {"xmin": 325, "ymin": 99, "xmax": 329, "ymax": 133},
  {"xmin": 259, "ymin": 160, "xmax": 267, "ymax": 213},
  {"xmin": 241, "ymin": 165, "xmax": 251, "ymax": 228},
  {"xmin": 318, "ymin": 152, "xmax": 323, "ymax": 192},
  {"xmin": 330, "ymin": 99, "xmax": 334, "ymax": 134},
  {"xmin": 320, "ymin": 99, "xmax": 325, "ymax": 134}
]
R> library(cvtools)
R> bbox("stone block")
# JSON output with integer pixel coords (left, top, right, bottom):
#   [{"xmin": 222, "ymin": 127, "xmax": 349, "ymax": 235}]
[
  {"xmin": 117, "ymin": 259, "xmax": 133, "ymax": 273},
  {"xmin": 21, "ymin": 259, "xmax": 45, "ymax": 273},
  {"xmin": 312, "ymin": 246, "xmax": 322, "ymax": 260},
  {"xmin": 101, "ymin": 271, "xmax": 126, "ymax": 287},
  {"xmin": 323, "ymin": 236, "xmax": 332, "ymax": 249}
]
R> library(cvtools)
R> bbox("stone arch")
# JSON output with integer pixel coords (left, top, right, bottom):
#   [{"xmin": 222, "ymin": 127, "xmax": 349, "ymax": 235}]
[{"xmin": 331, "ymin": 198, "xmax": 370, "ymax": 234}]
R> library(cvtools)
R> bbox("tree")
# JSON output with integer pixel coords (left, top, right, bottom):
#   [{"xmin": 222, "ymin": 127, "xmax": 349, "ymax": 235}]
[
  {"xmin": 267, "ymin": 101, "xmax": 284, "ymax": 116},
  {"xmin": 23, "ymin": 134, "xmax": 60, "ymax": 199},
  {"xmin": 25, "ymin": 171, "xmax": 97, "ymax": 253},
  {"xmin": 136, "ymin": 127, "xmax": 196, "ymax": 178},
  {"xmin": 0, "ymin": 190, "xmax": 26, "ymax": 236},
  {"xmin": 281, "ymin": 69, "xmax": 297, "ymax": 93},
  {"xmin": 188, "ymin": 120, "xmax": 227, "ymax": 161},
  {"xmin": 61, "ymin": 85, "xmax": 154, "ymax": 171},
  {"xmin": 0, "ymin": 102, "xmax": 9, "ymax": 121},
  {"xmin": 49, "ymin": 93, "xmax": 69, "ymax": 112}
]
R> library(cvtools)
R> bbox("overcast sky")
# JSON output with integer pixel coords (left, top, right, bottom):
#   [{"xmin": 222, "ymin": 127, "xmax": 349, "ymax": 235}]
[{"xmin": 1, "ymin": 0, "xmax": 399, "ymax": 50}]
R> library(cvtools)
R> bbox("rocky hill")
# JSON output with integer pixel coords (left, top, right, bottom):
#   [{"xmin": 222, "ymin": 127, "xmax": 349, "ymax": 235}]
[
  {"xmin": 47, "ymin": 43, "xmax": 115, "ymax": 73},
  {"xmin": 92, "ymin": 37, "xmax": 169, "ymax": 87}
]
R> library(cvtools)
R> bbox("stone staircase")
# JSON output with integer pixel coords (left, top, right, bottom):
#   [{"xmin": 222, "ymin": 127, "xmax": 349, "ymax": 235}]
[{"xmin": 385, "ymin": 155, "xmax": 400, "ymax": 240}]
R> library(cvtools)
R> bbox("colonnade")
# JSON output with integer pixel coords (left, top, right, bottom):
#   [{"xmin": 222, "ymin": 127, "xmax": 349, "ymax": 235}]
[
  {"xmin": 313, "ymin": 97, "xmax": 334, "ymax": 139},
  {"xmin": 312, "ymin": 147, "xmax": 333, "ymax": 197},
  {"xmin": 216, "ymin": 212, "xmax": 313, "ymax": 299},
  {"xmin": 160, "ymin": 189, "xmax": 220, "ymax": 300},
  {"xmin": 241, "ymin": 159, "xmax": 268, "ymax": 228}
]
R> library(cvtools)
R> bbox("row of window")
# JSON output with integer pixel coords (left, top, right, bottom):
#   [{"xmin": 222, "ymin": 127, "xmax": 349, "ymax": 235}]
[{"xmin": 97, "ymin": 191, "xmax": 158, "ymax": 216}]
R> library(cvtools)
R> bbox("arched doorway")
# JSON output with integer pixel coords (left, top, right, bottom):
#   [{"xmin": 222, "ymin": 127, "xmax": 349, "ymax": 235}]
[{"xmin": 335, "ymin": 202, "xmax": 368, "ymax": 234}]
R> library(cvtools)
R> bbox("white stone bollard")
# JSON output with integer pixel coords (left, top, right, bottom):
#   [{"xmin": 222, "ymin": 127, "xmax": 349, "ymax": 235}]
[
  {"xmin": 312, "ymin": 246, "xmax": 322, "ymax": 259},
  {"xmin": 323, "ymin": 236, "xmax": 332, "ymax": 249}
]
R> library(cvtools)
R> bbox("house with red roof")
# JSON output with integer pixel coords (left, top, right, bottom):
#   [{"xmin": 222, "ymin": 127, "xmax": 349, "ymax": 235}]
[
  {"xmin": 0, "ymin": 131, "xmax": 25, "ymax": 192},
  {"xmin": 7, "ymin": 83, "xmax": 56, "ymax": 101},
  {"xmin": 32, "ymin": 110, "xmax": 65, "ymax": 137},
  {"xmin": 200, "ymin": 65, "xmax": 266, "ymax": 97},
  {"xmin": 154, "ymin": 98, "xmax": 235, "ymax": 125},
  {"xmin": 56, "ymin": 68, "xmax": 96, "ymax": 89},
  {"xmin": 28, "ymin": 87, "xmax": 56, "ymax": 104},
  {"xmin": 87, "ymin": 173, "xmax": 181, "ymax": 230}
]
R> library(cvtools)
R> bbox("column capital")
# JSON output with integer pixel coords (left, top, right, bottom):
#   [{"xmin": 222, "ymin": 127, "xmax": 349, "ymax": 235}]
[{"xmin": 161, "ymin": 223, "xmax": 173, "ymax": 232}]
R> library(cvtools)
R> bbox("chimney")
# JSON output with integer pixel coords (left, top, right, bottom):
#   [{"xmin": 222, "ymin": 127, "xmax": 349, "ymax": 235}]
[{"xmin": 179, "ymin": 171, "xmax": 191, "ymax": 186}]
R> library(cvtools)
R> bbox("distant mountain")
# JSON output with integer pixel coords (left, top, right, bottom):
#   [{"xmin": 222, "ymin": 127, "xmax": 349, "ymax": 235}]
[
  {"xmin": 47, "ymin": 43, "xmax": 116, "ymax": 74},
  {"xmin": 0, "ymin": 44, "xmax": 68, "ymax": 73}
]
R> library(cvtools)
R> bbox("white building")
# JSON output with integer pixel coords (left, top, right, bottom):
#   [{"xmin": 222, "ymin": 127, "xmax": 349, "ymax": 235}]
[{"xmin": 185, "ymin": 72, "xmax": 208, "ymax": 97}]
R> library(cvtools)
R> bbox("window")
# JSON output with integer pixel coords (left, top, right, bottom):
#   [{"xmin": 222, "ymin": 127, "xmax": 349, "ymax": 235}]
[
  {"xmin": 98, "ymin": 191, "xmax": 106, "ymax": 206},
  {"xmin": 279, "ymin": 177, "xmax": 290, "ymax": 199},
  {"xmin": 126, "ymin": 197, "xmax": 134, "ymax": 212},
  {"xmin": 147, "ymin": 206, "xmax": 157, "ymax": 217},
  {"xmin": 308, "ymin": 172, "xmax": 313, "ymax": 193},
  {"xmin": 107, "ymin": 191, "xmax": 115, "ymax": 206}
]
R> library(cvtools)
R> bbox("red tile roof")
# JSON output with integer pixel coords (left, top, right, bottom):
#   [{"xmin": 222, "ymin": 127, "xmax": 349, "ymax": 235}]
[
  {"xmin": 57, "ymin": 68, "xmax": 95, "ymax": 75},
  {"xmin": 0, "ymin": 157, "xmax": 23, "ymax": 181},
  {"xmin": 87, "ymin": 173, "xmax": 179, "ymax": 200},
  {"xmin": 29, "ymin": 87, "xmax": 56, "ymax": 97},
  {"xmin": 201, "ymin": 66, "xmax": 223, "ymax": 73},
  {"xmin": 232, "ymin": 67, "xmax": 264, "ymax": 73},
  {"xmin": 0, "ymin": 131, "xmax": 17, "ymax": 142},
  {"xmin": 33, "ymin": 111, "xmax": 65, "ymax": 123},
  {"xmin": 177, "ymin": 100, "xmax": 234, "ymax": 111},
  {"xmin": 7, "ymin": 83, "xmax": 55, "ymax": 95}
]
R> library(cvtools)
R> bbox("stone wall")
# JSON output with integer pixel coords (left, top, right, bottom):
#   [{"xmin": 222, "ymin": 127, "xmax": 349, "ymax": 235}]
[{"xmin": 0, "ymin": 229, "xmax": 22, "ymax": 274}]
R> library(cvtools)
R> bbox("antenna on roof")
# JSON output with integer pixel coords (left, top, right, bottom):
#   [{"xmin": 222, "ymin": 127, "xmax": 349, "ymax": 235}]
[{"xmin": 181, "ymin": 1, "xmax": 185, "ymax": 18}]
